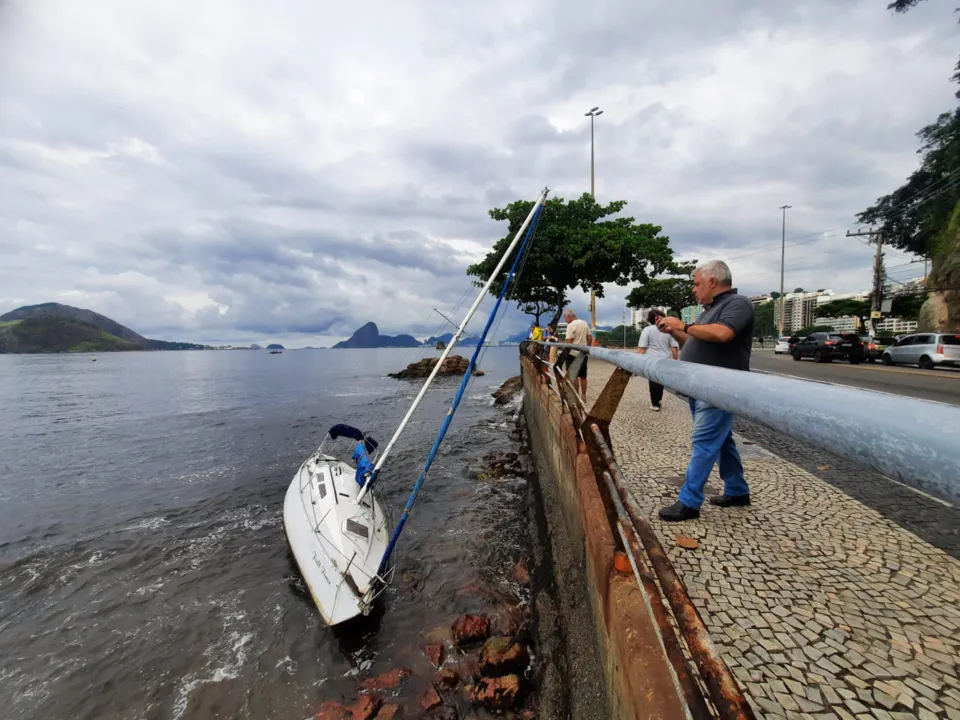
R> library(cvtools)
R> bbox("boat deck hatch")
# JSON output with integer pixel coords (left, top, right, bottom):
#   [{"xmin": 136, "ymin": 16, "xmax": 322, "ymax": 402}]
[{"xmin": 345, "ymin": 519, "xmax": 369, "ymax": 539}]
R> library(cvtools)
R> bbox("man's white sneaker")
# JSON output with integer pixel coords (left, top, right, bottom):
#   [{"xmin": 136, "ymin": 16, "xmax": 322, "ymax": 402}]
[{"xmin": 650, "ymin": 405, "xmax": 660, "ymax": 411}]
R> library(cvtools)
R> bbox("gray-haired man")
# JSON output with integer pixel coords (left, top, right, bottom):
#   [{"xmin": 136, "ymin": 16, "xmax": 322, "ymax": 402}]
[{"xmin": 655, "ymin": 260, "xmax": 755, "ymax": 522}]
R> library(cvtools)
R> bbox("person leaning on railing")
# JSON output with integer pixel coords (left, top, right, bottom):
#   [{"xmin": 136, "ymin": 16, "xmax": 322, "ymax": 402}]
[{"xmin": 654, "ymin": 260, "xmax": 755, "ymax": 522}]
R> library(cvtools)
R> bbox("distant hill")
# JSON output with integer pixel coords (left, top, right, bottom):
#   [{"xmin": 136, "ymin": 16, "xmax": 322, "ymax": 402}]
[
  {"xmin": 333, "ymin": 322, "xmax": 420, "ymax": 349},
  {"xmin": 266, "ymin": 343, "xmax": 285, "ymax": 350},
  {"xmin": 0, "ymin": 302, "xmax": 209, "ymax": 353},
  {"xmin": 423, "ymin": 332, "xmax": 454, "ymax": 347}
]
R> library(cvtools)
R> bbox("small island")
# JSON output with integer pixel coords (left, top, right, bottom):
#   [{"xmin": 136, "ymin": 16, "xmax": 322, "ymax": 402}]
[
  {"xmin": 333, "ymin": 322, "xmax": 420, "ymax": 349},
  {"xmin": 388, "ymin": 355, "xmax": 483, "ymax": 379}
]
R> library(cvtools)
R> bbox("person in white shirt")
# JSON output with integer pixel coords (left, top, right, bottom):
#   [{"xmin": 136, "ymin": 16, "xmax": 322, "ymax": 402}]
[
  {"xmin": 637, "ymin": 309, "xmax": 679, "ymax": 411},
  {"xmin": 563, "ymin": 309, "xmax": 592, "ymax": 401}
]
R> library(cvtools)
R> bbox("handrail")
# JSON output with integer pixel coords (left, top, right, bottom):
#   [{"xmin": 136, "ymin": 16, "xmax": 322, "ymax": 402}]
[{"xmin": 541, "ymin": 341, "xmax": 960, "ymax": 505}]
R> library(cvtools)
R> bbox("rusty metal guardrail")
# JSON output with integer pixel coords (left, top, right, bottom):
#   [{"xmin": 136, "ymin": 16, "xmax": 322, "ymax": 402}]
[{"xmin": 521, "ymin": 341, "xmax": 757, "ymax": 720}]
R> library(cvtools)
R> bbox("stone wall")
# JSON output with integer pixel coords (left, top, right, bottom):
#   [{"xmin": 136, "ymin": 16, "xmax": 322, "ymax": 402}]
[{"xmin": 520, "ymin": 355, "xmax": 687, "ymax": 720}]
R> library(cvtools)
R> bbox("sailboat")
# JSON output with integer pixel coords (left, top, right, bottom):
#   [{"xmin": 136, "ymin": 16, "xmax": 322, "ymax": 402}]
[{"xmin": 282, "ymin": 187, "xmax": 549, "ymax": 625}]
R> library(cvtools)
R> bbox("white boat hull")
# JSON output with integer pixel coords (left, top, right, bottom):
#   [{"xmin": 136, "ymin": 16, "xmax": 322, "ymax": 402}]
[{"xmin": 283, "ymin": 453, "xmax": 390, "ymax": 626}]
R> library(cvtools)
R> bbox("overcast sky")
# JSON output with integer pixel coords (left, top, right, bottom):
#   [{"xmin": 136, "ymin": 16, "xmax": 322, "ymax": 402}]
[{"xmin": 0, "ymin": 0, "xmax": 956, "ymax": 346}]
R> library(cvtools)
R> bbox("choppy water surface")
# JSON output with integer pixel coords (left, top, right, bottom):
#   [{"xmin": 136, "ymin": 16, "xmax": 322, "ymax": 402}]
[{"xmin": 0, "ymin": 347, "xmax": 527, "ymax": 719}]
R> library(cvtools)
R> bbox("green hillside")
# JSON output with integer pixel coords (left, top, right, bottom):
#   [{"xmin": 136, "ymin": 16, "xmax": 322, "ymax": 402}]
[
  {"xmin": 0, "ymin": 316, "xmax": 142, "ymax": 353},
  {"xmin": 0, "ymin": 302, "xmax": 210, "ymax": 353}
]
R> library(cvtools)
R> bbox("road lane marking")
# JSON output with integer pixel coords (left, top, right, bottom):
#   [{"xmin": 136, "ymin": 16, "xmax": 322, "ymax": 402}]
[
  {"xmin": 764, "ymin": 357, "xmax": 960, "ymax": 381},
  {"xmin": 752, "ymin": 368, "xmax": 957, "ymax": 407}
]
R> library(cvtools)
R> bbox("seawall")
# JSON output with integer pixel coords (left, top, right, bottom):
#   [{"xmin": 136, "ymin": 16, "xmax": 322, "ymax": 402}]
[{"xmin": 520, "ymin": 353, "xmax": 688, "ymax": 719}]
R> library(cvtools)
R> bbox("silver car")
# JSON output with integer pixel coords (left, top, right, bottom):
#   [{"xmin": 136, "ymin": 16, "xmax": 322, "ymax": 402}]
[{"xmin": 881, "ymin": 332, "xmax": 960, "ymax": 370}]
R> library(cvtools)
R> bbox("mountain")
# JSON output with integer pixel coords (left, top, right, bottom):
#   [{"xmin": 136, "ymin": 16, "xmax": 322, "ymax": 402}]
[
  {"xmin": 423, "ymin": 333, "xmax": 454, "ymax": 347},
  {"xmin": 332, "ymin": 322, "xmax": 420, "ymax": 349},
  {"xmin": 0, "ymin": 302, "xmax": 208, "ymax": 353}
]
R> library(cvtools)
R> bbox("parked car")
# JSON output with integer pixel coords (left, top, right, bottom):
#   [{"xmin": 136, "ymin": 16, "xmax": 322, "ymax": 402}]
[
  {"xmin": 774, "ymin": 337, "xmax": 791, "ymax": 354},
  {"xmin": 859, "ymin": 335, "xmax": 896, "ymax": 363},
  {"xmin": 881, "ymin": 333, "xmax": 960, "ymax": 369},
  {"xmin": 792, "ymin": 332, "xmax": 865, "ymax": 364}
]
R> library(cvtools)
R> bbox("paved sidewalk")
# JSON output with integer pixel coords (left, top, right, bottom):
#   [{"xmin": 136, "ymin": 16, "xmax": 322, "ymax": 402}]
[{"xmin": 586, "ymin": 362, "xmax": 960, "ymax": 720}]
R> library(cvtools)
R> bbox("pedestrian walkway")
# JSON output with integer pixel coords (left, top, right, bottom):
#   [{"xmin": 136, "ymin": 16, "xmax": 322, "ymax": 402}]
[{"xmin": 587, "ymin": 361, "xmax": 960, "ymax": 720}]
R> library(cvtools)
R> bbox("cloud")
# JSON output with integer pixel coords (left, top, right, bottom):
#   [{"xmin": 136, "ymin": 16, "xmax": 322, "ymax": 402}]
[{"xmin": 0, "ymin": 0, "xmax": 954, "ymax": 344}]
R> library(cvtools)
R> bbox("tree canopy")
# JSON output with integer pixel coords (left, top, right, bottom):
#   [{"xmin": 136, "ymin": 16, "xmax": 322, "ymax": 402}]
[
  {"xmin": 815, "ymin": 299, "xmax": 871, "ymax": 332},
  {"xmin": 467, "ymin": 193, "xmax": 674, "ymax": 326},
  {"xmin": 856, "ymin": 1, "xmax": 960, "ymax": 257},
  {"xmin": 625, "ymin": 261, "xmax": 697, "ymax": 315},
  {"xmin": 754, "ymin": 301, "xmax": 777, "ymax": 338}
]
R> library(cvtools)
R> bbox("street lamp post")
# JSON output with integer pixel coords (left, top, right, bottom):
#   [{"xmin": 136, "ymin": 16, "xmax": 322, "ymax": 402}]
[
  {"xmin": 778, "ymin": 204, "xmax": 791, "ymax": 336},
  {"xmin": 586, "ymin": 106, "xmax": 603, "ymax": 330}
]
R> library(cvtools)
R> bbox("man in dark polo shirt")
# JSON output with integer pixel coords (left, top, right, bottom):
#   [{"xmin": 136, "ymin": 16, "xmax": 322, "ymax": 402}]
[{"xmin": 654, "ymin": 260, "xmax": 754, "ymax": 522}]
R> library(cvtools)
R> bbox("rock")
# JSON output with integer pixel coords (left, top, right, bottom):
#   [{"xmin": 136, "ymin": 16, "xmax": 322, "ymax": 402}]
[
  {"xmin": 377, "ymin": 705, "xmax": 401, "ymax": 720},
  {"xmin": 315, "ymin": 700, "xmax": 350, "ymax": 720},
  {"xmin": 359, "ymin": 667, "xmax": 411, "ymax": 690},
  {"xmin": 451, "ymin": 614, "xmax": 490, "ymax": 647},
  {"xmin": 423, "ymin": 643, "xmax": 446, "ymax": 668},
  {"xmin": 389, "ymin": 355, "xmax": 483, "ymax": 380},
  {"xmin": 349, "ymin": 695, "xmax": 382, "ymax": 720},
  {"xmin": 469, "ymin": 674, "xmax": 522, "ymax": 711},
  {"xmin": 476, "ymin": 451, "xmax": 523, "ymax": 480},
  {"xmin": 513, "ymin": 559, "xmax": 530, "ymax": 586},
  {"xmin": 491, "ymin": 375, "xmax": 522, "ymax": 405},
  {"xmin": 477, "ymin": 636, "xmax": 530, "ymax": 677},
  {"xmin": 424, "ymin": 707, "xmax": 458, "ymax": 720},
  {"xmin": 419, "ymin": 685, "xmax": 443, "ymax": 712},
  {"xmin": 435, "ymin": 667, "xmax": 460, "ymax": 690}
]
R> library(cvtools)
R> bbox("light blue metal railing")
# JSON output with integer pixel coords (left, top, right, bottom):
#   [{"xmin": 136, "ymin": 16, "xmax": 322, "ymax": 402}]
[{"xmin": 541, "ymin": 342, "xmax": 960, "ymax": 506}]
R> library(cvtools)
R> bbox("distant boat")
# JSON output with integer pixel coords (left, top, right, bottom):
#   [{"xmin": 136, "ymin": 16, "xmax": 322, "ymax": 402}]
[
  {"xmin": 91, "ymin": 355, "xmax": 97, "ymax": 362},
  {"xmin": 269, "ymin": 349, "xmax": 282, "ymax": 355}
]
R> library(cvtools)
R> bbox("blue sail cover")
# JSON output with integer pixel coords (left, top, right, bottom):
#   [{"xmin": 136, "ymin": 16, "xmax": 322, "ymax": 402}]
[
  {"xmin": 351, "ymin": 443, "xmax": 376, "ymax": 487},
  {"xmin": 328, "ymin": 423, "xmax": 379, "ymax": 454}
]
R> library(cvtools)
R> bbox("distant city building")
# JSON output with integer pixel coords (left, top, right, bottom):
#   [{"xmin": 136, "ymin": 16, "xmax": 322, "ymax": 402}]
[
  {"xmin": 816, "ymin": 315, "xmax": 860, "ymax": 334},
  {"xmin": 630, "ymin": 306, "xmax": 668, "ymax": 329},
  {"xmin": 780, "ymin": 291, "xmax": 818, "ymax": 333},
  {"xmin": 875, "ymin": 317, "xmax": 918, "ymax": 334},
  {"xmin": 680, "ymin": 305, "xmax": 700, "ymax": 324},
  {"xmin": 749, "ymin": 295, "xmax": 771, "ymax": 306}
]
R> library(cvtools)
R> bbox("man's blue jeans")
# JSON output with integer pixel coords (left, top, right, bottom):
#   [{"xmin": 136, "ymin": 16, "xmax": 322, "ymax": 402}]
[{"xmin": 678, "ymin": 399, "xmax": 749, "ymax": 509}]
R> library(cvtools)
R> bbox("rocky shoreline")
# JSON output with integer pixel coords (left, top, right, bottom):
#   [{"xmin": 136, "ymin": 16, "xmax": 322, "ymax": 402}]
[
  {"xmin": 388, "ymin": 355, "xmax": 485, "ymax": 380},
  {"xmin": 311, "ymin": 374, "xmax": 564, "ymax": 720}
]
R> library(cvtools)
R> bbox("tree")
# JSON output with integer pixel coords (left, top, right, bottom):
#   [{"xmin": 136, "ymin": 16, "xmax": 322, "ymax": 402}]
[
  {"xmin": 625, "ymin": 261, "xmax": 697, "ymax": 316},
  {"xmin": 595, "ymin": 324, "xmax": 641, "ymax": 348},
  {"xmin": 793, "ymin": 287, "xmax": 806, "ymax": 293},
  {"xmin": 815, "ymin": 299, "xmax": 871, "ymax": 333},
  {"xmin": 769, "ymin": 291, "xmax": 781, "ymax": 300},
  {"xmin": 795, "ymin": 324, "xmax": 836, "ymax": 336},
  {"xmin": 856, "ymin": 110, "xmax": 960, "ymax": 256},
  {"xmin": 754, "ymin": 301, "xmax": 777, "ymax": 338},
  {"xmin": 467, "ymin": 194, "xmax": 675, "ymax": 327},
  {"xmin": 890, "ymin": 292, "xmax": 926, "ymax": 320}
]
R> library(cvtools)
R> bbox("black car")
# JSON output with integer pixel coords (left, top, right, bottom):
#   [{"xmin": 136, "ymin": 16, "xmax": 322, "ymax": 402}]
[{"xmin": 792, "ymin": 332, "xmax": 865, "ymax": 364}]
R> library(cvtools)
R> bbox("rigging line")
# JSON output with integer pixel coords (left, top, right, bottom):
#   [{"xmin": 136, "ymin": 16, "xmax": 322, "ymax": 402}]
[
  {"xmin": 376, "ymin": 201, "xmax": 546, "ymax": 575},
  {"xmin": 478, "ymin": 204, "xmax": 545, "ymax": 367},
  {"xmin": 872, "ymin": 165, "xmax": 960, "ymax": 218}
]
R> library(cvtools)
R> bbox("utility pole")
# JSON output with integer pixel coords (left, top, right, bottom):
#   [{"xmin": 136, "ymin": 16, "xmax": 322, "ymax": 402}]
[
  {"xmin": 778, "ymin": 205, "xmax": 791, "ymax": 336},
  {"xmin": 847, "ymin": 228, "xmax": 884, "ymax": 334},
  {"xmin": 585, "ymin": 106, "xmax": 603, "ymax": 330}
]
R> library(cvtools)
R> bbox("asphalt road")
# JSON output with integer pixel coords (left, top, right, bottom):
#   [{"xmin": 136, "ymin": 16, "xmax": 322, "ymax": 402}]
[{"xmin": 750, "ymin": 349, "xmax": 960, "ymax": 406}]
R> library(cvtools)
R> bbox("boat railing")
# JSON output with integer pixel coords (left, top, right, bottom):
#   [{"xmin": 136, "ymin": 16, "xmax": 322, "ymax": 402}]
[{"xmin": 317, "ymin": 433, "xmax": 380, "ymax": 466}]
